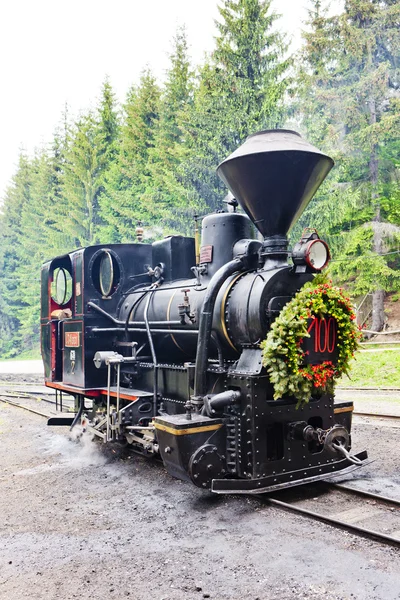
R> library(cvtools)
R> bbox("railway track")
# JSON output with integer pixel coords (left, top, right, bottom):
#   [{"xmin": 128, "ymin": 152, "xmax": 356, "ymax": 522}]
[
  {"xmin": 0, "ymin": 396, "xmax": 53, "ymax": 419},
  {"xmin": 265, "ymin": 482, "xmax": 400, "ymax": 548},
  {"xmin": 1, "ymin": 382, "xmax": 400, "ymax": 421},
  {"xmin": 0, "ymin": 385, "xmax": 75, "ymax": 418},
  {"xmin": 354, "ymin": 411, "xmax": 400, "ymax": 420}
]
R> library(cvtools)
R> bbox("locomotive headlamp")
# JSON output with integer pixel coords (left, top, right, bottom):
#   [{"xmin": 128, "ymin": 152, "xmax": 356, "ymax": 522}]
[
  {"xmin": 305, "ymin": 239, "xmax": 330, "ymax": 270},
  {"xmin": 292, "ymin": 230, "xmax": 330, "ymax": 272}
]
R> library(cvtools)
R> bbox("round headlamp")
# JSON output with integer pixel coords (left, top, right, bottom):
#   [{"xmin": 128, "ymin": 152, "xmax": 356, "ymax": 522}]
[
  {"xmin": 292, "ymin": 232, "xmax": 330, "ymax": 272},
  {"xmin": 304, "ymin": 239, "xmax": 330, "ymax": 270}
]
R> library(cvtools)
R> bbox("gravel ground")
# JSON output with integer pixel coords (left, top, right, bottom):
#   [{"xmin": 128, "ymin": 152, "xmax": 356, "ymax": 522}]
[{"xmin": 0, "ymin": 375, "xmax": 399, "ymax": 600}]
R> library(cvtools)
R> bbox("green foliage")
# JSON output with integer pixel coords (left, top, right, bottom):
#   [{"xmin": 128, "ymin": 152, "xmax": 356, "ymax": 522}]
[
  {"xmin": 341, "ymin": 349, "xmax": 400, "ymax": 388},
  {"xmin": 214, "ymin": 0, "xmax": 289, "ymax": 134},
  {"xmin": 16, "ymin": 149, "xmax": 63, "ymax": 347},
  {"xmin": 0, "ymin": 153, "xmax": 33, "ymax": 356},
  {"xmin": 295, "ymin": 0, "xmax": 400, "ymax": 310},
  {"xmin": 0, "ymin": 81, "xmax": 121, "ymax": 354},
  {"xmin": 98, "ymin": 68, "xmax": 160, "ymax": 241},
  {"xmin": 174, "ymin": 0, "xmax": 290, "ymax": 216},
  {"xmin": 146, "ymin": 26, "xmax": 196, "ymax": 233},
  {"xmin": 62, "ymin": 80, "xmax": 119, "ymax": 247},
  {"xmin": 261, "ymin": 275, "xmax": 361, "ymax": 406},
  {"xmin": 1, "ymin": 0, "xmax": 399, "ymax": 357}
]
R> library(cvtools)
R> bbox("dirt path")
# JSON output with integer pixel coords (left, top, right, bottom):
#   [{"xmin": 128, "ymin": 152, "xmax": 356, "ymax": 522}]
[{"xmin": 0, "ymin": 398, "xmax": 399, "ymax": 600}]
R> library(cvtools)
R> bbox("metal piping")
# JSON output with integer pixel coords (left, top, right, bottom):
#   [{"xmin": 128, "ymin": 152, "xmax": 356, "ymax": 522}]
[
  {"xmin": 88, "ymin": 301, "xmax": 182, "ymax": 328},
  {"xmin": 193, "ymin": 258, "xmax": 243, "ymax": 399},
  {"xmin": 91, "ymin": 327, "xmax": 198, "ymax": 334},
  {"xmin": 211, "ymin": 333, "xmax": 225, "ymax": 370},
  {"xmin": 88, "ymin": 302, "xmax": 121, "ymax": 324},
  {"xmin": 143, "ymin": 289, "xmax": 159, "ymax": 417},
  {"xmin": 201, "ymin": 390, "xmax": 242, "ymax": 416}
]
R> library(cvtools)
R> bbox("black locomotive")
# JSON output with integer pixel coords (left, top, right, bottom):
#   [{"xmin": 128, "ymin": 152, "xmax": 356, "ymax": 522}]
[{"xmin": 41, "ymin": 130, "xmax": 367, "ymax": 493}]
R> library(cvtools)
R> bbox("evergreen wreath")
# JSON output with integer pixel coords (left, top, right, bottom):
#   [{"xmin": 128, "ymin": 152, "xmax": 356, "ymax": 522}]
[{"xmin": 260, "ymin": 274, "xmax": 361, "ymax": 407}]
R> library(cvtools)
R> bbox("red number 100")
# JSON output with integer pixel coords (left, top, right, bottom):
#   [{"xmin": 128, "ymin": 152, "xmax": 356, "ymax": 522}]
[{"xmin": 307, "ymin": 317, "xmax": 336, "ymax": 353}]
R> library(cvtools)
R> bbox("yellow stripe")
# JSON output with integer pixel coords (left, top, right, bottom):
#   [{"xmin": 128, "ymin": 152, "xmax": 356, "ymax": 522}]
[
  {"xmin": 154, "ymin": 422, "xmax": 223, "ymax": 436},
  {"xmin": 334, "ymin": 406, "xmax": 354, "ymax": 414},
  {"xmin": 220, "ymin": 271, "xmax": 247, "ymax": 351}
]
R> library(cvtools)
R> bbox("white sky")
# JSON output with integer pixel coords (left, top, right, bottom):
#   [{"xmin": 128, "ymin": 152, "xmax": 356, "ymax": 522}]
[{"xmin": 0, "ymin": 0, "xmax": 341, "ymax": 202}]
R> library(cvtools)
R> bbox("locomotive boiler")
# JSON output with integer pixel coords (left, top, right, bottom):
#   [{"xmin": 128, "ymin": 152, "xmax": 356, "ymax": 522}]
[{"xmin": 41, "ymin": 129, "xmax": 367, "ymax": 493}]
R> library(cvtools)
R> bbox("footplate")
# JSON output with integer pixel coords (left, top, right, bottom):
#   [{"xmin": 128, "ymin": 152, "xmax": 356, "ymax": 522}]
[{"xmin": 211, "ymin": 450, "xmax": 369, "ymax": 494}]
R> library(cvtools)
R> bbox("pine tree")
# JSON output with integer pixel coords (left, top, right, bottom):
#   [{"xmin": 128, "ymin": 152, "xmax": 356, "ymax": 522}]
[
  {"xmin": 99, "ymin": 68, "xmax": 160, "ymax": 241},
  {"xmin": 45, "ymin": 112, "xmax": 75, "ymax": 255},
  {"xmin": 214, "ymin": 0, "xmax": 288, "ymax": 134},
  {"xmin": 146, "ymin": 26, "xmax": 194, "ymax": 232},
  {"xmin": 16, "ymin": 149, "xmax": 57, "ymax": 348},
  {"xmin": 98, "ymin": 77, "xmax": 120, "ymax": 157},
  {"xmin": 177, "ymin": 0, "xmax": 290, "ymax": 215},
  {"xmin": 61, "ymin": 80, "xmax": 120, "ymax": 248},
  {"xmin": 296, "ymin": 0, "xmax": 400, "ymax": 331},
  {"xmin": 95, "ymin": 77, "xmax": 120, "ymax": 237},
  {"xmin": 61, "ymin": 111, "xmax": 104, "ymax": 247},
  {"xmin": 0, "ymin": 152, "xmax": 33, "ymax": 355}
]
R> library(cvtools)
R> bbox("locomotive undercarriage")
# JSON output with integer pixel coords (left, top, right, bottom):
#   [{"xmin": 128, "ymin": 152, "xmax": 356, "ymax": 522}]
[{"xmin": 69, "ymin": 351, "xmax": 365, "ymax": 494}]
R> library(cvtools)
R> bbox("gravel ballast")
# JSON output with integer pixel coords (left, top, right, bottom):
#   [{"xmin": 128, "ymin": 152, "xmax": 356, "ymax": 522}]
[{"xmin": 0, "ymin": 374, "xmax": 399, "ymax": 600}]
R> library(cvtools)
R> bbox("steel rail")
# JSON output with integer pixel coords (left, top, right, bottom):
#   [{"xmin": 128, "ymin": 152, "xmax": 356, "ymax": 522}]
[
  {"xmin": 337, "ymin": 386, "xmax": 400, "ymax": 391},
  {"xmin": 0, "ymin": 382, "xmax": 43, "ymax": 387},
  {"xmin": 0, "ymin": 390, "xmax": 73, "ymax": 411},
  {"xmin": 0, "ymin": 387, "xmax": 75, "ymax": 406},
  {"xmin": 265, "ymin": 495, "xmax": 400, "ymax": 547},
  {"xmin": 0, "ymin": 396, "xmax": 52, "ymax": 419},
  {"xmin": 353, "ymin": 411, "xmax": 400, "ymax": 420},
  {"xmin": 33, "ymin": 396, "xmax": 74, "ymax": 409},
  {"xmin": 329, "ymin": 483, "xmax": 400, "ymax": 507}
]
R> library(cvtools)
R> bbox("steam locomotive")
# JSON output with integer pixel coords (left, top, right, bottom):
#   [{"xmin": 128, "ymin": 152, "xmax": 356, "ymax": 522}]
[{"xmin": 41, "ymin": 130, "xmax": 367, "ymax": 493}]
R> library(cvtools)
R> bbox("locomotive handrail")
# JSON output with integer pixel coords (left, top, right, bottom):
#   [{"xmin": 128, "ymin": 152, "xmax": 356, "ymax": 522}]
[
  {"xmin": 87, "ymin": 301, "xmax": 183, "ymax": 328},
  {"xmin": 90, "ymin": 327, "xmax": 199, "ymax": 334},
  {"xmin": 143, "ymin": 286, "xmax": 159, "ymax": 416},
  {"xmin": 57, "ymin": 320, "xmax": 64, "ymax": 351},
  {"xmin": 87, "ymin": 302, "xmax": 121, "ymax": 323}
]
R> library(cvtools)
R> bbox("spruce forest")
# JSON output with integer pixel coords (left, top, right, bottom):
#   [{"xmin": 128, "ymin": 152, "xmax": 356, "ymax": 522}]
[{"xmin": 0, "ymin": 0, "xmax": 399, "ymax": 358}]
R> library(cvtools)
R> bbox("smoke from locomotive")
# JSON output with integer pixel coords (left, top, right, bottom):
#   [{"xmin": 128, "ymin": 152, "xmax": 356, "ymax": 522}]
[{"xmin": 41, "ymin": 129, "xmax": 367, "ymax": 493}]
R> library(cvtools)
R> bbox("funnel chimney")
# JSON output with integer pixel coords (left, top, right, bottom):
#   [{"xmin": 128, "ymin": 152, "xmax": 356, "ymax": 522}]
[{"xmin": 217, "ymin": 130, "xmax": 334, "ymax": 239}]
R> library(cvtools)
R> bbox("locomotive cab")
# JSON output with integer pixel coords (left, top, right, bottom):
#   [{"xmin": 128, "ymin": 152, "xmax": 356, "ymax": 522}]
[
  {"xmin": 41, "ymin": 129, "xmax": 367, "ymax": 493},
  {"xmin": 41, "ymin": 243, "xmax": 152, "ymax": 388}
]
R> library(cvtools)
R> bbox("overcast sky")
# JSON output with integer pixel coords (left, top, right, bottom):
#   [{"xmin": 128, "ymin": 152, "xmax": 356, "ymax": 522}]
[{"xmin": 0, "ymin": 0, "xmax": 341, "ymax": 202}]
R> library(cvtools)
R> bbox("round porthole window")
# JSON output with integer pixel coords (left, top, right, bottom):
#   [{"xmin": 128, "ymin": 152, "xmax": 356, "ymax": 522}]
[
  {"xmin": 91, "ymin": 249, "xmax": 121, "ymax": 297},
  {"xmin": 51, "ymin": 267, "xmax": 72, "ymax": 306},
  {"xmin": 99, "ymin": 251, "xmax": 114, "ymax": 297}
]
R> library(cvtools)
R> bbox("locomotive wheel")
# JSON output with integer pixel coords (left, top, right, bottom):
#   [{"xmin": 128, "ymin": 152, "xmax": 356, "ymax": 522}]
[{"xmin": 189, "ymin": 444, "xmax": 225, "ymax": 489}]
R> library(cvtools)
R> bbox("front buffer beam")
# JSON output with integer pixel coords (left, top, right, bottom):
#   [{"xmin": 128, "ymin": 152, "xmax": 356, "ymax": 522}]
[{"xmin": 211, "ymin": 451, "xmax": 369, "ymax": 494}]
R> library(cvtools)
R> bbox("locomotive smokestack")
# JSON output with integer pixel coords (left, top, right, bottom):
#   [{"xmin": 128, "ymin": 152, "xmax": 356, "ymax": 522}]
[{"xmin": 217, "ymin": 129, "xmax": 334, "ymax": 240}]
